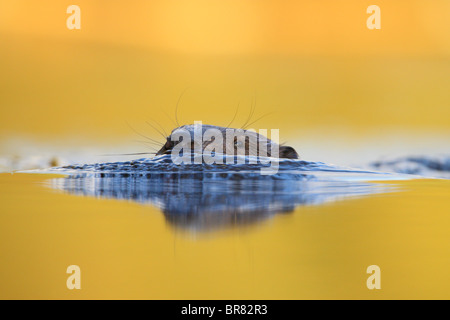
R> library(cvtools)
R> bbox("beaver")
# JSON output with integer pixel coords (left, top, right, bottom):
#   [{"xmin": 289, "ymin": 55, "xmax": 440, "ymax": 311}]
[{"xmin": 155, "ymin": 123, "xmax": 299, "ymax": 159}]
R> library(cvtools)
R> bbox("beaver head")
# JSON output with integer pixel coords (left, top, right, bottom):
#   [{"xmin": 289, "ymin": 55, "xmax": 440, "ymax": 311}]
[{"xmin": 156, "ymin": 124, "xmax": 299, "ymax": 159}]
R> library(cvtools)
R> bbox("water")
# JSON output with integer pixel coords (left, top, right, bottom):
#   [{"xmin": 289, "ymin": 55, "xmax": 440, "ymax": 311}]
[
  {"xmin": 369, "ymin": 155, "xmax": 450, "ymax": 179},
  {"xmin": 2, "ymin": 155, "xmax": 450, "ymax": 299},
  {"xmin": 34, "ymin": 154, "xmax": 409, "ymax": 232}
]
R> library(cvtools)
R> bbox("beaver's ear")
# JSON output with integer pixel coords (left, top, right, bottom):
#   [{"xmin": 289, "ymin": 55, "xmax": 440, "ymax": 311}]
[{"xmin": 279, "ymin": 146, "xmax": 299, "ymax": 159}]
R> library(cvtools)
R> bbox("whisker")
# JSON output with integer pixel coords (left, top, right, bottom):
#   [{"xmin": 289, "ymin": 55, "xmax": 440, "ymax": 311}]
[
  {"xmin": 243, "ymin": 112, "xmax": 274, "ymax": 129},
  {"xmin": 125, "ymin": 121, "xmax": 163, "ymax": 145},
  {"xmin": 99, "ymin": 152, "xmax": 157, "ymax": 156},
  {"xmin": 250, "ymin": 95, "xmax": 257, "ymax": 121},
  {"xmin": 226, "ymin": 101, "xmax": 240, "ymax": 128},
  {"xmin": 150, "ymin": 118, "xmax": 168, "ymax": 137},
  {"xmin": 241, "ymin": 96, "xmax": 256, "ymax": 129},
  {"xmin": 175, "ymin": 88, "xmax": 189, "ymax": 127},
  {"xmin": 145, "ymin": 120, "xmax": 167, "ymax": 140},
  {"xmin": 132, "ymin": 139, "xmax": 161, "ymax": 148},
  {"xmin": 162, "ymin": 110, "xmax": 177, "ymax": 127},
  {"xmin": 133, "ymin": 142, "xmax": 159, "ymax": 153}
]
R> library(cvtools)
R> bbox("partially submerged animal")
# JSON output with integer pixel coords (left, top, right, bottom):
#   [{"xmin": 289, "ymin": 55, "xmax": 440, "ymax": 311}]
[{"xmin": 155, "ymin": 124, "xmax": 299, "ymax": 159}]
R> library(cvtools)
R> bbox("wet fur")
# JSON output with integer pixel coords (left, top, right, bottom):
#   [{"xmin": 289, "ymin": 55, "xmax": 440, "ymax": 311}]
[{"xmin": 156, "ymin": 124, "xmax": 299, "ymax": 159}]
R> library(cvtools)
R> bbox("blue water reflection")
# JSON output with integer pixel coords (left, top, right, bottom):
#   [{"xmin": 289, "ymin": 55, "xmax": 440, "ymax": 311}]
[{"xmin": 45, "ymin": 155, "xmax": 401, "ymax": 232}]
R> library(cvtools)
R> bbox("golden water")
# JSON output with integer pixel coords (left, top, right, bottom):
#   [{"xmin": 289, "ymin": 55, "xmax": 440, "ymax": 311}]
[
  {"xmin": 1, "ymin": 0, "xmax": 450, "ymax": 300},
  {"xmin": 1, "ymin": 173, "xmax": 449, "ymax": 299}
]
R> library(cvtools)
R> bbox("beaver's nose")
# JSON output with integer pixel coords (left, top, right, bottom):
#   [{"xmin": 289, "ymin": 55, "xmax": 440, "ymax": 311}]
[
  {"xmin": 155, "ymin": 146, "xmax": 167, "ymax": 156},
  {"xmin": 156, "ymin": 146, "xmax": 173, "ymax": 156}
]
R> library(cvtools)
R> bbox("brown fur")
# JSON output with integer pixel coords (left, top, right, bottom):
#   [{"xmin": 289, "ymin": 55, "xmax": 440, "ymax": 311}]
[{"xmin": 156, "ymin": 124, "xmax": 299, "ymax": 159}]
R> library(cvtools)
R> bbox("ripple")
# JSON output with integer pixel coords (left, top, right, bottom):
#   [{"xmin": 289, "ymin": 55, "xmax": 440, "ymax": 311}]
[{"xmin": 35, "ymin": 155, "xmax": 409, "ymax": 232}]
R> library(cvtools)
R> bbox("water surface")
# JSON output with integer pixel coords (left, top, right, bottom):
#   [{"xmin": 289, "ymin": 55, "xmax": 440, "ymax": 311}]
[
  {"xmin": 1, "ymin": 156, "xmax": 449, "ymax": 299},
  {"xmin": 45, "ymin": 155, "xmax": 400, "ymax": 232}
]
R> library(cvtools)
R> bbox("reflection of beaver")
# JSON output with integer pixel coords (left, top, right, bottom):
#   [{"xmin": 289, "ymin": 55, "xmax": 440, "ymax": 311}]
[
  {"xmin": 155, "ymin": 124, "xmax": 299, "ymax": 159},
  {"xmin": 55, "ymin": 172, "xmax": 310, "ymax": 232},
  {"xmin": 53, "ymin": 170, "xmax": 380, "ymax": 232}
]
